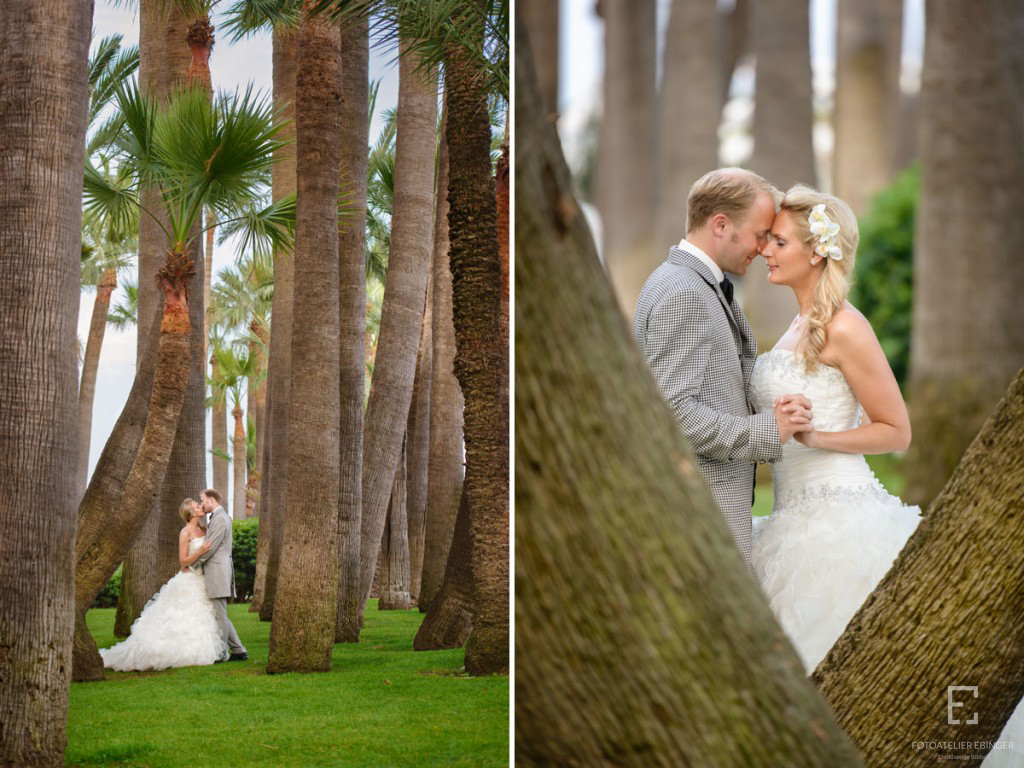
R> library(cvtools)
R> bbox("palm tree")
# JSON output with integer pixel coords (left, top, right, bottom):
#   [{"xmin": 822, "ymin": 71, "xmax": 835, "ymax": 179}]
[
  {"xmin": 0, "ymin": 0, "xmax": 91, "ymax": 760},
  {"xmin": 518, "ymin": 0, "xmax": 558, "ymax": 119},
  {"xmin": 74, "ymin": 80, "xmax": 290, "ymax": 680},
  {"xmin": 406, "ymin": 268, "xmax": 432, "ymax": 603},
  {"xmin": 378, "ymin": 439, "xmax": 412, "ymax": 609},
  {"xmin": 266, "ymin": 0, "xmax": 343, "ymax": 674},
  {"xmin": 211, "ymin": 342, "xmax": 258, "ymax": 518},
  {"xmin": 208, "ymin": 331, "xmax": 232, "ymax": 494}
]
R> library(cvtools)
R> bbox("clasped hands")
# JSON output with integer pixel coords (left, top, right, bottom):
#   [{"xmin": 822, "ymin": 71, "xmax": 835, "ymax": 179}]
[{"xmin": 774, "ymin": 393, "xmax": 815, "ymax": 445}]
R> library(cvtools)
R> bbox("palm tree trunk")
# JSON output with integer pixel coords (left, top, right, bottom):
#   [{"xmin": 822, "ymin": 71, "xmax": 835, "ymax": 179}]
[
  {"xmin": 232, "ymin": 403, "xmax": 246, "ymax": 519},
  {"xmin": 357, "ymin": 36, "xmax": 438, "ymax": 625},
  {"xmin": 204, "ymin": 208, "xmax": 214, "ymax": 361},
  {"xmin": 596, "ymin": 0, "xmax": 658, "ymax": 317},
  {"xmin": 444, "ymin": 7, "xmax": 509, "ymax": 676},
  {"xmin": 817, "ymin": 369, "xmax": 1024, "ymax": 764},
  {"xmin": 744, "ymin": 0, "xmax": 817, "ymax": 350},
  {"xmin": 655, "ymin": 0, "xmax": 720, "ymax": 255},
  {"xmin": 378, "ymin": 438, "xmax": 412, "ymax": 610},
  {"xmin": 257, "ymin": 25, "xmax": 299, "ymax": 623},
  {"xmin": 903, "ymin": 0, "xmax": 1024, "ymax": 508},
  {"xmin": 413, "ymin": 492, "xmax": 473, "ymax": 649},
  {"xmin": 266, "ymin": 2, "xmax": 341, "ymax": 673},
  {"xmin": 515, "ymin": 33, "xmax": 862, "ymax": 764},
  {"xmin": 116, "ymin": 0, "xmax": 204, "ymax": 638},
  {"xmin": 407, "ymin": 275, "xmax": 432, "ymax": 603},
  {"xmin": 419, "ymin": 103, "xmax": 464, "ymax": 614},
  {"xmin": 250, "ymin": 378, "xmax": 272, "ymax": 612},
  {"xmin": 518, "ymin": 0, "xmax": 559, "ymax": 119},
  {"xmin": 249, "ymin": 316, "xmax": 269, "ymax": 516},
  {"xmin": 77, "ymin": 267, "xmax": 118, "ymax": 498},
  {"xmin": 717, "ymin": 0, "xmax": 749, "ymax": 106},
  {"xmin": 833, "ymin": 0, "xmax": 903, "ymax": 215},
  {"xmin": 73, "ymin": 250, "xmax": 196, "ymax": 681},
  {"xmin": 211, "ymin": 351, "xmax": 230, "ymax": 492},
  {"xmin": 0, "ymin": 0, "xmax": 90, "ymax": 759},
  {"xmin": 334, "ymin": 12, "xmax": 369, "ymax": 643}
]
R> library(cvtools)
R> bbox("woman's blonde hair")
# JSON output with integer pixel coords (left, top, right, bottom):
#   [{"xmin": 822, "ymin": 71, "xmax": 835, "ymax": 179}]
[
  {"xmin": 780, "ymin": 185, "xmax": 859, "ymax": 372},
  {"xmin": 178, "ymin": 498, "xmax": 197, "ymax": 525}
]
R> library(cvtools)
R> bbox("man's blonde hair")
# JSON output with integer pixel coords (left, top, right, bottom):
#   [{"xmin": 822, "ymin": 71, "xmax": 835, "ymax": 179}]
[{"xmin": 686, "ymin": 168, "xmax": 781, "ymax": 233}]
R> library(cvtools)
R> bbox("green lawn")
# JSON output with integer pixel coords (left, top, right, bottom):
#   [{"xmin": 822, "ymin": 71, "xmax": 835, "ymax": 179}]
[
  {"xmin": 752, "ymin": 453, "xmax": 907, "ymax": 518},
  {"xmin": 68, "ymin": 602, "xmax": 508, "ymax": 767}
]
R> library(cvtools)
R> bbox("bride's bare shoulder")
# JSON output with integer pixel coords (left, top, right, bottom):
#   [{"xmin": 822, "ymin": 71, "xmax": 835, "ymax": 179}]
[{"xmin": 828, "ymin": 303, "xmax": 873, "ymax": 343}]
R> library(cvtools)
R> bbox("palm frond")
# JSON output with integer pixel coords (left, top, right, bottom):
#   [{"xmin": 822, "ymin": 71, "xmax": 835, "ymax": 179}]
[
  {"xmin": 83, "ymin": 160, "xmax": 143, "ymax": 241},
  {"xmin": 216, "ymin": 192, "xmax": 296, "ymax": 259},
  {"xmin": 221, "ymin": 0, "xmax": 302, "ymax": 41},
  {"xmin": 107, "ymin": 280, "xmax": 139, "ymax": 329}
]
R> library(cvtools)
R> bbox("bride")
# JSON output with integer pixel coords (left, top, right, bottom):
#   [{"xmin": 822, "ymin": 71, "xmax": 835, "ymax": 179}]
[
  {"xmin": 100, "ymin": 499, "xmax": 229, "ymax": 671},
  {"xmin": 749, "ymin": 185, "xmax": 1023, "ymax": 767}
]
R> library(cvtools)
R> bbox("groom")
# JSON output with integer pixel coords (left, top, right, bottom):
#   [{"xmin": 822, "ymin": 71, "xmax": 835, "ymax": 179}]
[
  {"xmin": 196, "ymin": 488, "xmax": 248, "ymax": 661},
  {"xmin": 633, "ymin": 168, "xmax": 813, "ymax": 571}
]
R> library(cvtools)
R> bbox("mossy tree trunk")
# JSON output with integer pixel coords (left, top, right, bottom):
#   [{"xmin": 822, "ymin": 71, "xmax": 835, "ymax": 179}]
[
  {"xmin": 515, "ymin": 27, "xmax": 862, "ymax": 766},
  {"xmin": 903, "ymin": 0, "xmax": 1024, "ymax": 508},
  {"xmin": 817, "ymin": 368, "xmax": 1024, "ymax": 764}
]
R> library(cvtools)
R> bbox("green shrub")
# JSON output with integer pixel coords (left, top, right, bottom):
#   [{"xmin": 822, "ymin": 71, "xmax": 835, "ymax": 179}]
[
  {"xmin": 851, "ymin": 164, "xmax": 918, "ymax": 387},
  {"xmin": 231, "ymin": 517, "xmax": 259, "ymax": 602},
  {"xmin": 93, "ymin": 566, "xmax": 121, "ymax": 609}
]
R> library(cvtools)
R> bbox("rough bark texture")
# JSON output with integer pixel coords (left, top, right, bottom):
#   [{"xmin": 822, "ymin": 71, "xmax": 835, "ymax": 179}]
[
  {"xmin": 833, "ymin": 0, "xmax": 903, "ymax": 215},
  {"xmin": 211, "ymin": 351, "xmax": 230, "ymax": 493},
  {"xmin": 446, "ymin": 10, "xmax": 509, "ymax": 676},
  {"xmin": 407, "ymin": 239, "xmax": 433, "ymax": 603},
  {"xmin": 73, "ymin": 305, "xmax": 192, "ymax": 681},
  {"xmin": 518, "ymin": 0, "xmax": 559, "ymax": 119},
  {"xmin": 266, "ymin": 3, "xmax": 341, "ymax": 674},
  {"xmin": 595, "ymin": 0, "xmax": 658, "ymax": 317},
  {"xmin": 816, "ymin": 369, "xmax": 1024, "ymax": 765},
  {"xmin": 743, "ymin": 0, "xmax": 816, "ymax": 350},
  {"xmin": 204, "ymin": 208, "xmax": 214, "ymax": 362},
  {"xmin": 903, "ymin": 0, "xmax": 1024, "ymax": 508},
  {"xmin": 378, "ymin": 440, "xmax": 412, "ymax": 610},
  {"xmin": 0, "ymin": 0, "xmax": 90, "ymax": 761},
  {"xmin": 231, "ymin": 403, "xmax": 246, "ymax": 519},
  {"xmin": 77, "ymin": 268, "xmax": 118, "ymax": 498},
  {"xmin": 357, "ymin": 39, "xmax": 438, "ymax": 620},
  {"xmin": 419, "ymin": 106, "xmax": 464, "ymax": 614},
  {"xmin": 257, "ymin": 26, "xmax": 298, "ymax": 623},
  {"xmin": 515, "ymin": 32, "xmax": 862, "ymax": 766},
  {"xmin": 250, "ymin": 378, "xmax": 271, "ymax": 613},
  {"xmin": 334, "ymin": 14, "xmax": 369, "ymax": 643},
  {"xmin": 413, "ymin": 491, "xmax": 473, "ymax": 650},
  {"xmin": 117, "ymin": 1, "xmax": 206, "ymax": 638},
  {"xmin": 655, "ymin": 0, "xmax": 720, "ymax": 255}
]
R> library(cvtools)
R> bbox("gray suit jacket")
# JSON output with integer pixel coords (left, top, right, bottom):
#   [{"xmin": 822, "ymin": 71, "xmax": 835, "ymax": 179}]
[
  {"xmin": 196, "ymin": 507, "xmax": 236, "ymax": 599},
  {"xmin": 633, "ymin": 246, "xmax": 783, "ymax": 566}
]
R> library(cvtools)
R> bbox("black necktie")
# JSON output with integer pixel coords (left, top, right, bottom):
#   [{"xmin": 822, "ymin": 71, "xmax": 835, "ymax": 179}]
[{"xmin": 719, "ymin": 276, "xmax": 734, "ymax": 304}]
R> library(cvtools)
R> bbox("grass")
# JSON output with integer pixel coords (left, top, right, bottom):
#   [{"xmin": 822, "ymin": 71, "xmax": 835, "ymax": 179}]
[
  {"xmin": 752, "ymin": 453, "xmax": 908, "ymax": 517},
  {"xmin": 68, "ymin": 602, "xmax": 508, "ymax": 768}
]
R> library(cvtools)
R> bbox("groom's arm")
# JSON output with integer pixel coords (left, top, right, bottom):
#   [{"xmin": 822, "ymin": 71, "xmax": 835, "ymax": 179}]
[
  {"xmin": 644, "ymin": 290, "xmax": 783, "ymax": 464},
  {"xmin": 196, "ymin": 515, "xmax": 227, "ymax": 566}
]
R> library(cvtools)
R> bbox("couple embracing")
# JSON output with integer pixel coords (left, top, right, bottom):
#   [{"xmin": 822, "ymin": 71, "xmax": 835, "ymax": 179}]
[{"xmin": 100, "ymin": 488, "xmax": 249, "ymax": 671}]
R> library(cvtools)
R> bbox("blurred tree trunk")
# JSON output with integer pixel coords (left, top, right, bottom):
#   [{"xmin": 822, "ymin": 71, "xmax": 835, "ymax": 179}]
[
  {"xmin": 515, "ymin": 29, "xmax": 862, "ymax": 765},
  {"xmin": 379, "ymin": 438, "xmax": 412, "ymax": 610},
  {"xmin": 717, "ymin": 0, "xmax": 749, "ymax": 106},
  {"xmin": 357, "ymin": 37, "xmax": 437, "ymax": 629},
  {"xmin": 419, "ymin": 102, "xmax": 464, "ymax": 614},
  {"xmin": 0, "ymin": 0, "xmax": 90, "ymax": 760},
  {"xmin": 257, "ymin": 25, "xmax": 299, "ymax": 623},
  {"xmin": 743, "ymin": 0, "xmax": 816, "ymax": 350},
  {"xmin": 655, "ymin": 0, "xmax": 721, "ymax": 256},
  {"xmin": 817, "ymin": 369, "xmax": 1024, "ymax": 765},
  {"xmin": 211, "ymin": 350, "xmax": 230, "ymax": 493},
  {"xmin": 116, "ymin": 0, "xmax": 206, "ymax": 638},
  {"xmin": 335, "ymin": 12, "xmax": 369, "ymax": 642},
  {"xmin": 231, "ymin": 402, "xmax": 246, "ymax": 519},
  {"xmin": 77, "ymin": 267, "xmax": 118, "ymax": 498},
  {"xmin": 266, "ymin": 1, "xmax": 341, "ymax": 674},
  {"xmin": 518, "ymin": 0, "xmax": 559, "ymax": 119},
  {"xmin": 904, "ymin": 0, "xmax": 1024, "ymax": 508},
  {"xmin": 833, "ymin": 0, "xmax": 903, "ymax": 215},
  {"xmin": 596, "ymin": 0, "xmax": 657, "ymax": 317},
  {"xmin": 407, "ymin": 283, "xmax": 432, "ymax": 603}
]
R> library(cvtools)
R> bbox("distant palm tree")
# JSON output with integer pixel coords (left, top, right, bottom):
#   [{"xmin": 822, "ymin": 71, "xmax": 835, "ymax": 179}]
[
  {"xmin": 73, "ymin": 80, "xmax": 291, "ymax": 681},
  {"xmin": 211, "ymin": 341, "xmax": 260, "ymax": 518},
  {"xmin": 207, "ymin": 329, "xmax": 232, "ymax": 494}
]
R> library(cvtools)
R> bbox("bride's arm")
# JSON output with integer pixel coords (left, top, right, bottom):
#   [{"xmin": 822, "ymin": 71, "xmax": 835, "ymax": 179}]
[
  {"xmin": 179, "ymin": 531, "xmax": 211, "ymax": 568},
  {"xmin": 795, "ymin": 310, "xmax": 911, "ymax": 454}
]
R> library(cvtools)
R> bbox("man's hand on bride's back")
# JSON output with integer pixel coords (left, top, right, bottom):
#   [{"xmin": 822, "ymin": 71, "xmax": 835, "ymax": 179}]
[{"xmin": 774, "ymin": 393, "xmax": 813, "ymax": 443}]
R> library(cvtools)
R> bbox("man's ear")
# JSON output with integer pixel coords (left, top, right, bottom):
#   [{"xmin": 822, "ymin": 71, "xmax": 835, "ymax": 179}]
[{"xmin": 709, "ymin": 212, "xmax": 729, "ymax": 237}]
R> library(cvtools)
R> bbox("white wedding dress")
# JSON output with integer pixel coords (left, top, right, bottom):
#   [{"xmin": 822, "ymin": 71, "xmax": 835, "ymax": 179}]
[
  {"xmin": 749, "ymin": 346, "xmax": 1024, "ymax": 767},
  {"xmin": 99, "ymin": 537, "xmax": 228, "ymax": 671}
]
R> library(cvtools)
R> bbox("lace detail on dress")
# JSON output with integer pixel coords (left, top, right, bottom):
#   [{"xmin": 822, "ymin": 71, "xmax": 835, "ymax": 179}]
[{"xmin": 772, "ymin": 479, "xmax": 891, "ymax": 512}]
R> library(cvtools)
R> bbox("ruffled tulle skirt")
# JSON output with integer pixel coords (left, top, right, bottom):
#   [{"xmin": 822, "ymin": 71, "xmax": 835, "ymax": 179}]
[{"xmin": 99, "ymin": 570, "xmax": 227, "ymax": 671}]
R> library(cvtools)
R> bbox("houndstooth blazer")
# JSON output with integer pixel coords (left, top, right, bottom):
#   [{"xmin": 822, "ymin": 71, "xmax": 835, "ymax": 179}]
[{"xmin": 633, "ymin": 246, "xmax": 783, "ymax": 569}]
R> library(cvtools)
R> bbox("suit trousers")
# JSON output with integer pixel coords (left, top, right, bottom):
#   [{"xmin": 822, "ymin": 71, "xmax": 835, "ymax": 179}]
[{"xmin": 210, "ymin": 597, "xmax": 245, "ymax": 655}]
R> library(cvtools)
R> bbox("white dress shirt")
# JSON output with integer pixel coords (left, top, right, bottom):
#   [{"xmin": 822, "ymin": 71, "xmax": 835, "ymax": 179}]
[{"xmin": 678, "ymin": 237, "xmax": 725, "ymax": 283}]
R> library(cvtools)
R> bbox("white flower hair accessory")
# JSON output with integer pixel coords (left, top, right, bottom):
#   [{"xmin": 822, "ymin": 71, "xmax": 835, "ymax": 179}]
[{"xmin": 808, "ymin": 203, "xmax": 843, "ymax": 261}]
